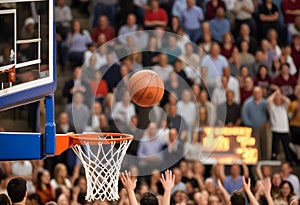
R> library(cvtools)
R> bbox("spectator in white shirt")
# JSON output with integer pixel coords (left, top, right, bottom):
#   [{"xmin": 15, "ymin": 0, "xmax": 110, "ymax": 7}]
[{"xmin": 111, "ymin": 91, "xmax": 136, "ymax": 128}]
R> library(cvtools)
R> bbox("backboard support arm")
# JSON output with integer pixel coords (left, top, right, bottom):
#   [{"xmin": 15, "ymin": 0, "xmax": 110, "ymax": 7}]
[{"xmin": 0, "ymin": 94, "xmax": 56, "ymax": 160}]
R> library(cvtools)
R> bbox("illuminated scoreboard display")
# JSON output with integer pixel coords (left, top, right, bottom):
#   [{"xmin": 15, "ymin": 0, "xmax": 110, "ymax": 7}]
[{"xmin": 201, "ymin": 126, "xmax": 258, "ymax": 164}]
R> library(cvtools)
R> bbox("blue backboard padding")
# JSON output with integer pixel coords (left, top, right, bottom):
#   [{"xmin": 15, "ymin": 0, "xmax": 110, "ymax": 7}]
[{"xmin": 0, "ymin": 132, "xmax": 43, "ymax": 160}]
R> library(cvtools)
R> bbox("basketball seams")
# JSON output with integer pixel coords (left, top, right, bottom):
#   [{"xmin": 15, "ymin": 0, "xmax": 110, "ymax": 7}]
[
  {"xmin": 136, "ymin": 74, "xmax": 153, "ymax": 105},
  {"xmin": 149, "ymin": 74, "xmax": 159, "ymax": 106}
]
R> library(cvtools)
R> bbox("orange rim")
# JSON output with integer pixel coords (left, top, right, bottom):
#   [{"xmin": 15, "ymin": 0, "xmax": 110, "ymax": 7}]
[{"xmin": 56, "ymin": 132, "xmax": 134, "ymax": 155}]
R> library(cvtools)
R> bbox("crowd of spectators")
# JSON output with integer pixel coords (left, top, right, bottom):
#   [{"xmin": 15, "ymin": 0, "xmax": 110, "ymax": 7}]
[{"xmin": 2, "ymin": 0, "xmax": 300, "ymax": 204}]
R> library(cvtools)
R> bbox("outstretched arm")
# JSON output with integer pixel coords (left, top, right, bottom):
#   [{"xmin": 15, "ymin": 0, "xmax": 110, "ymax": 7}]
[
  {"xmin": 242, "ymin": 176, "xmax": 259, "ymax": 205},
  {"xmin": 120, "ymin": 171, "xmax": 138, "ymax": 205},
  {"xmin": 217, "ymin": 179, "xmax": 230, "ymax": 202},
  {"xmin": 160, "ymin": 170, "xmax": 175, "ymax": 205},
  {"xmin": 262, "ymin": 178, "xmax": 274, "ymax": 205}
]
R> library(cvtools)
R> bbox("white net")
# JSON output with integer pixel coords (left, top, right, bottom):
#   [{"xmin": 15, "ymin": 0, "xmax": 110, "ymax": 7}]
[{"xmin": 71, "ymin": 137, "xmax": 132, "ymax": 202}]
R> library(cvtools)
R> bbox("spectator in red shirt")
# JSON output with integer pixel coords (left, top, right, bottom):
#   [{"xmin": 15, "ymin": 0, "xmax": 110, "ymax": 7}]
[
  {"xmin": 282, "ymin": 0, "xmax": 300, "ymax": 24},
  {"xmin": 271, "ymin": 63, "xmax": 298, "ymax": 100},
  {"xmin": 144, "ymin": 0, "xmax": 168, "ymax": 30},
  {"xmin": 240, "ymin": 76, "xmax": 254, "ymax": 104},
  {"xmin": 205, "ymin": 0, "xmax": 226, "ymax": 20},
  {"xmin": 89, "ymin": 70, "xmax": 108, "ymax": 103},
  {"xmin": 91, "ymin": 15, "xmax": 115, "ymax": 42}
]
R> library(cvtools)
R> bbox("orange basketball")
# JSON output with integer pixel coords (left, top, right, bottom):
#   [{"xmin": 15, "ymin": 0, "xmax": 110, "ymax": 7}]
[{"xmin": 127, "ymin": 70, "xmax": 164, "ymax": 107}]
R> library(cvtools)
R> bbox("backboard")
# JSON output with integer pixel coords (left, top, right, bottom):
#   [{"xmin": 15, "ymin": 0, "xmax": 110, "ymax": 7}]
[
  {"xmin": 0, "ymin": 0, "xmax": 56, "ymax": 160},
  {"xmin": 0, "ymin": 0, "xmax": 55, "ymax": 111}
]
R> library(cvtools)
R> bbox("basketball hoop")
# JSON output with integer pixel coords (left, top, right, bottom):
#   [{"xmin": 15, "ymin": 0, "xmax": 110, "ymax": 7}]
[{"xmin": 56, "ymin": 133, "xmax": 133, "ymax": 202}]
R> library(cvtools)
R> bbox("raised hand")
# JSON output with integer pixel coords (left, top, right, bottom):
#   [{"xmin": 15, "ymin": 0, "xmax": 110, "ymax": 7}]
[
  {"xmin": 120, "ymin": 170, "xmax": 137, "ymax": 191},
  {"xmin": 160, "ymin": 170, "xmax": 175, "ymax": 192},
  {"xmin": 242, "ymin": 176, "xmax": 251, "ymax": 193}
]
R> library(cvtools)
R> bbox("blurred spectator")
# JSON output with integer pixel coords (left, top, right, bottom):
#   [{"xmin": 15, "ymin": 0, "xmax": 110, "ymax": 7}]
[
  {"xmin": 163, "ymin": 128, "xmax": 184, "ymax": 169},
  {"xmin": 273, "ymin": 180, "xmax": 295, "ymax": 205},
  {"xmin": 198, "ymin": 89, "xmax": 216, "ymax": 125},
  {"xmin": 239, "ymin": 40, "xmax": 255, "ymax": 65},
  {"xmin": 172, "ymin": 168, "xmax": 186, "ymax": 195},
  {"xmin": 240, "ymin": 76, "xmax": 254, "ymax": 104},
  {"xmin": 177, "ymin": 89, "xmax": 198, "ymax": 136},
  {"xmin": 183, "ymin": 129, "xmax": 203, "ymax": 162},
  {"xmin": 209, "ymin": 162, "xmax": 226, "ymax": 184},
  {"xmin": 198, "ymin": 26, "xmax": 214, "ymax": 54},
  {"xmin": 205, "ymin": 0, "xmax": 226, "ymax": 20},
  {"xmin": 100, "ymin": 52, "xmax": 122, "ymax": 92},
  {"xmin": 173, "ymin": 59, "xmax": 189, "ymax": 84},
  {"xmin": 236, "ymin": 23, "xmax": 258, "ymax": 55},
  {"xmin": 91, "ymin": 15, "xmax": 115, "ymax": 43},
  {"xmin": 164, "ymin": 91, "xmax": 178, "ymax": 115},
  {"xmin": 118, "ymin": 14, "xmax": 138, "ymax": 45},
  {"xmin": 180, "ymin": 0, "xmax": 204, "ymax": 43},
  {"xmin": 35, "ymin": 170, "xmax": 54, "ymax": 204},
  {"xmin": 167, "ymin": 104, "xmax": 188, "ymax": 141},
  {"xmin": 281, "ymin": 162, "xmax": 300, "ymax": 195},
  {"xmin": 247, "ymin": 49, "xmax": 268, "ymax": 78},
  {"xmin": 0, "ymin": 193, "xmax": 10, "ymax": 205},
  {"xmin": 200, "ymin": 42, "xmax": 229, "ymax": 81},
  {"xmin": 288, "ymin": 16, "xmax": 300, "ymax": 43},
  {"xmin": 229, "ymin": 53, "xmax": 242, "ymax": 76},
  {"xmin": 18, "ymin": 17, "xmax": 37, "ymax": 62},
  {"xmin": 281, "ymin": 0, "xmax": 300, "ymax": 26},
  {"xmin": 210, "ymin": 7, "xmax": 230, "ymax": 43},
  {"xmin": 144, "ymin": 0, "xmax": 168, "ymax": 30},
  {"xmin": 111, "ymin": 91, "xmax": 135, "ymax": 129},
  {"xmin": 267, "ymin": 90, "xmax": 293, "ymax": 162},
  {"xmin": 168, "ymin": 16, "xmax": 180, "ymax": 34},
  {"xmin": 220, "ymin": 32, "xmax": 238, "ymax": 64},
  {"xmin": 142, "ymin": 36, "xmax": 160, "ymax": 67},
  {"xmin": 254, "ymin": 65, "xmax": 272, "ymax": 98},
  {"xmin": 223, "ymin": 66, "xmax": 240, "ymax": 103},
  {"xmin": 67, "ymin": 20, "xmax": 92, "ymax": 66},
  {"xmin": 137, "ymin": 123, "xmax": 165, "ymax": 172},
  {"xmin": 89, "ymin": 71, "xmax": 108, "ymax": 104},
  {"xmin": 233, "ymin": 0, "xmax": 256, "ymax": 37},
  {"xmin": 271, "ymin": 58, "xmax": 282, "ymax": 78},
  {"xmin": 223, "ymin": 163, "xmax": 249, "ymax": 194},
  {"xmin": 11, "ymin": 161, "xmax": 35, "ymax": 194},
  {"xmin": 271, "ymin": 172, "xmax": 282, "ymax": 198},
  {"xmin": 242, "ymin": 86, "xmax": 270, "ymax": 159},
  {"xmin": 165, "ymin": 72, "xmax": 186, "ymax": 103},
  {"xmin": 179, "ymin": 42, "xmax": 200, "ymax": 70},
  {"xmin": 62, "ymin": 66, "xmax": 92, "ymax": 105},
  {"xmin": 172, "ymin": 0, "xmax": 187, "ymax": 17},
  {"xmin": 55, "ymin": 0, "xmax": 72, "ymax": 70},
  {"xmin": 271, "ymin": 63, "xmax": 297, "ymax": 100},
  {"xmin": 163, "ymin": 35, "xmax": 182, "ymax": 64},
  {"xmin": 85, "ymin": 102, "xmax": 103, "ymax": 132},
  {"xmin": 217, "ymin": 90, "xmax": 241, "ymax": 126},
  {"xmin": 152, "ymin": 53, "xmax": 173, "ymax": 83},
  {"xmin": 50, "ymin": 163, "xmax": 72, "ymax": 191},
  {"xmin": 258, "ymin": 0, "xmax": 281, "ymax": 40},
  {"xmin": 280, "ymin": 45, "xmax": 297, "ymax": 76},
  {"xmin": 288, "ymin": 86, "xmax": 300, "ymax": 159},
  {"xmin": 212, "ymin": 76, "xmax": 228, "ymax": 106},
  {"xmin": 65, "ymin": 91, "xmax": 90, "ymax": 134},
  {"xmin": 92, "ymin": 0, "xmax": 117, "ymax": 28},
  {"xmin": 291, "ymin": 34, "xmax": 300, "ymax": 71}
]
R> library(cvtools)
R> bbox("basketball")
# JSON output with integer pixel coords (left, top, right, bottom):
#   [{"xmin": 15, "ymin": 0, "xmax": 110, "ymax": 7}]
[{"xmin": 127, "ymin": 70, "xmax": 164, "ymax": 107}]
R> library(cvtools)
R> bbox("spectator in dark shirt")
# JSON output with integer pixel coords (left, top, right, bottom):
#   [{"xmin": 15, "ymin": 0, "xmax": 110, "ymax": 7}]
[
  {"xmin": 205, "ymin": 0, "xmax": 226, "ymax": 20},
  {"xmin": 236, "ymin": 24, "xmax": 258, "ymax": 55},
  {"xmin": 62, "ymin": 66, "xmax": 92, "ymax": 105},
  {"xmin": 258, "ymin": 0, "xmax": 281, "ymax": 40},
  {"xmin": 240, "ymin": 76, "xmax": 254, "ymax": 104},
  {"xmin": 254, "ymin": 65, "xmax": 273, "ymax": 98},
  {"xmin": 167, "ymin": 104, "xmax": 188, "ymax": 142},
  {"xmin": 217, "ymin": 90, "xmax": 241, "ymax": 126},
  {"xmin": 271, "ymin": 63, "xmax": 298, "ymax": 100},
  {"xmin": 291, "ymin": 34, "xmax": 300, "ymax": 71}
]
